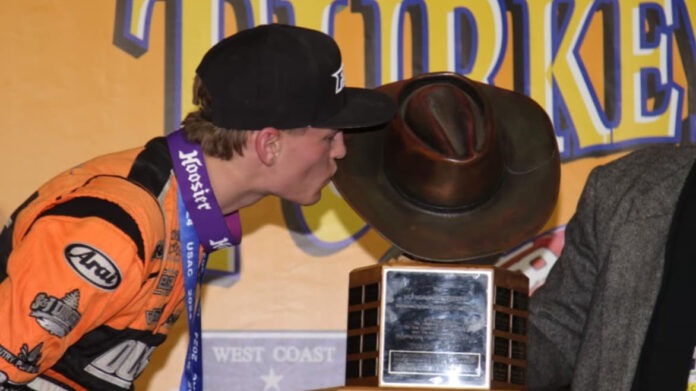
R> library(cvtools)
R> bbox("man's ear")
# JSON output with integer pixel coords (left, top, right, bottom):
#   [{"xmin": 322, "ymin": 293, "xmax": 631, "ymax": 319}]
[{"xmin": 255, "ymin": 127, "xmax": 281, "ymax": 166}]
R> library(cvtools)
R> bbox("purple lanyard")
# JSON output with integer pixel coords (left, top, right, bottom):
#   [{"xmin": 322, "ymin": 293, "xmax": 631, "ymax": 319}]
[
  {"xmin": 166, "ymin": 129, "xmax": 241, "ymax": 391},
  {"xmin": 167, "ymin": 129, "xmax": 242, "ymax": 252}
]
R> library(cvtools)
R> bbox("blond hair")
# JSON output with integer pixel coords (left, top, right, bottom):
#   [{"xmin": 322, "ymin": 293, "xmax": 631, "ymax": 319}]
[{"xmin": 181, "ymin": 76, "xmax": 252, "ymax": 160}]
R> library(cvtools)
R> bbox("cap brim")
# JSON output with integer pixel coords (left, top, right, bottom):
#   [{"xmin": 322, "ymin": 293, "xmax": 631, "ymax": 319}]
[{"xmin": 314, "ymin": 87, "xmax": 397, "ymax": 130}]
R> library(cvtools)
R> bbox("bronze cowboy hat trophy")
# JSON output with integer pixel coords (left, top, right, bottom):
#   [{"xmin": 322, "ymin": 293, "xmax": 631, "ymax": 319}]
[
  {"xmin": 326, "ymin": 72, "xmax": 560, "ymax": 390},
  {"xmin": 333, "ymin": 71, "xmax": 560, "ymax": 262}
]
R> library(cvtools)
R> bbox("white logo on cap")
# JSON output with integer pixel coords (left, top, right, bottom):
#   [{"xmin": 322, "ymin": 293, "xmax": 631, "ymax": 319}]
[{"xmin": 332, "ymin": 63, "xmax": 345, "ymax": 94}]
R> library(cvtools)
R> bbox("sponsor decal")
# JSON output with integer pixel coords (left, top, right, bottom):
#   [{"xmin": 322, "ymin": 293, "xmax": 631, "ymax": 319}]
[
  {"xmin": 164, "ymin": 312, "xmax": 180, "ymax": 328},
  {"xmin": 64, "ymin": 243, "xmax": 122, "ymax": 290},
  {"xmin": 145, "ymin": 307, "xmax": 163, "ymax": 326},
  {"xmin": 0, "ymin": 343, "xmax": 42, "ymax": 374},
  {"xmin": 30, "ymin": 290, "xmax": 81, "ymax": 337},
  {"xmin": 84, "ymin": 340, "xmax": 155, "ymax": 389},
  {"xmin": 203, "ymin": 331, "xmax": 345, "ymax": 391},
  {"xmin": 154, "ymin": 268, "xmax": 178, "ymax": 296},
  {"xmin": 168, "ymin": 230, "xmax": 181, "ymax": 257},
  {"xmin": 144, "ymin": 306, "xmax": 180, "ymax": 328},
  {"xmin": 151, "ymin": 241, "xmax": 164, "ymax": 260}
]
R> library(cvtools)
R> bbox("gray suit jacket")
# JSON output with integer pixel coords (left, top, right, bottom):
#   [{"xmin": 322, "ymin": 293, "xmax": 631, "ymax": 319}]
[{"xmin": 528, "ymin": 145, "xmax": 696, "ymax": 390}]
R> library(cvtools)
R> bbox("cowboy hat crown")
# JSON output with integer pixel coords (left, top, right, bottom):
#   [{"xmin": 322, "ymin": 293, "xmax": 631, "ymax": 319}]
[{"xmin": 333, "ymin": 72, "xmax": 560, "ymax": 262}]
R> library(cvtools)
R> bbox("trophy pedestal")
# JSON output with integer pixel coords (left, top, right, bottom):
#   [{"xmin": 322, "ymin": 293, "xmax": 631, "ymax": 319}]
[{"xmin": 341, "ymin": 258, "xmax": 528, "ymax": 390}]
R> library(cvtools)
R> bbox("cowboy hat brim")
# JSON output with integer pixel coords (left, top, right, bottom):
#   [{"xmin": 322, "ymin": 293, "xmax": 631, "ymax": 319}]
[{"xmin": 332, "ymin": 72, "xmax": 560, "ymax": 262}]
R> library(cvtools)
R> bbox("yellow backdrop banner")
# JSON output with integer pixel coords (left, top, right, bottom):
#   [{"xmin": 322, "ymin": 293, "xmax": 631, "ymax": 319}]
[{"xmin": 1, "ymin": 1, "xmax": 694, "ymax": 390}]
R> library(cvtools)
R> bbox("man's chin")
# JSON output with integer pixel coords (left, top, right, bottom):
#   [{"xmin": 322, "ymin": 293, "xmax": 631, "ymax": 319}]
[{"xmin": 292, "ymin": 193, "xmax": 322, "ymax": 206}]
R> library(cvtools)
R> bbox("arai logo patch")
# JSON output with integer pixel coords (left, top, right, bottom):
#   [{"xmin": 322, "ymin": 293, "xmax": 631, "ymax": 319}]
[{"xmin": 65, "ymin": 243, "xmax": 122, "ymax": 290}]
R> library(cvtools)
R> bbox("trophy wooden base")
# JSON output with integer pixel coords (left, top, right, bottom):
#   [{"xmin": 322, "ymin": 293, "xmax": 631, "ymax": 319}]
[{"xmin": 342, "ymin": 258, "xmax": 528, "ymax": 390}]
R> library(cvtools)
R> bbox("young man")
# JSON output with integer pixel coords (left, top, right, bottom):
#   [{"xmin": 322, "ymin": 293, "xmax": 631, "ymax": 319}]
[{"xmin": 0, "ymin": 24, "xmax": 395, "ymax": 390}]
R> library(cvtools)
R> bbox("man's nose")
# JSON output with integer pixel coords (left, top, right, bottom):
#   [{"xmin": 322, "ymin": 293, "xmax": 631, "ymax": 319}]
[{"xmin": 332, "ymin": 131, "xmax": 346, "ymax": 159}]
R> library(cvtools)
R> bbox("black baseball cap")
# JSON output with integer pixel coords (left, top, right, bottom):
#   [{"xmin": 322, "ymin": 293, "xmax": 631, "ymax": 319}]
[{"xmin": 195, "ymin": 23, "xmax": 396, "ymax": 130}]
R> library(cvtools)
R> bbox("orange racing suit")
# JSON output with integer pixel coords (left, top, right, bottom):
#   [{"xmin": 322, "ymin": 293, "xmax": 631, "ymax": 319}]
[{"xmin": 0, "ymin": 137, "xmax": 186, "ymax": 390}]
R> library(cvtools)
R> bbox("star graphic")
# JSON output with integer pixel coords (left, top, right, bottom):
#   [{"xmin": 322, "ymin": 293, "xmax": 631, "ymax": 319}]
[{"xmin": 260, "ymin": 367, "xmax": 284, "ymax": 391}]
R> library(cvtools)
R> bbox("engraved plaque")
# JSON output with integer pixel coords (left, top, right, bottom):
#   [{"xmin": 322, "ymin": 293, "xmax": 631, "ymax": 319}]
[
  {"xmin": 344, "ymin": 258, "xmax": 528, "ymax": 390},
  {"xmin": 381, "ymin": 268, "xmax": 490, "ymax": 387}
]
